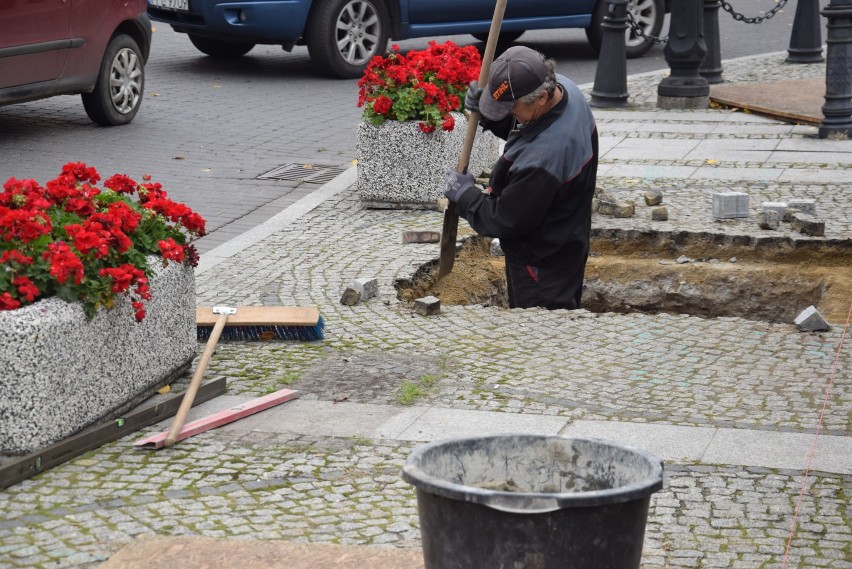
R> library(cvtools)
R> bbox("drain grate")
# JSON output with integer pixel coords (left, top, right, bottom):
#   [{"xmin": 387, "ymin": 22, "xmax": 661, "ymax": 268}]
[{"xmin": 257, "ymin": 163, "xmax": 347, "ymax": 184}]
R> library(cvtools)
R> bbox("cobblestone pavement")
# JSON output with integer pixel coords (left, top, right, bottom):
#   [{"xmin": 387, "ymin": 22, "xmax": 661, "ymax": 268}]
[{"xmin": 1, "ymin": 53, "xmax": 850, "ymax": 568}]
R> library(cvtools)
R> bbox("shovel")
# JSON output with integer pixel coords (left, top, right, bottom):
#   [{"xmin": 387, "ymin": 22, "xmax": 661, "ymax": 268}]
[{"xmin": 438, "ymin": 0, "xmax": 509, "ymax": 278}]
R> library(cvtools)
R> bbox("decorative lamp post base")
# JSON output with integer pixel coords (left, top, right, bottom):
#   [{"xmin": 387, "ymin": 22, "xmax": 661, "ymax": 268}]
[
  {"xmin": 657, "ymin": 94, "xmax": 711, "ymax": 109},
  {"xmin": 657, "ymin": 0, "xmax": 710, "ymax": 109},
  {"xmin": 590, "ymin": 0, "xmax": 630, "ymax": 108},
  {"xmin": 787, "ymin": 0, "xmax": 825, "ymax": 63},
  {"xmin": 819, "ymin": 0, "xmax": 852, "ymax": 138}
]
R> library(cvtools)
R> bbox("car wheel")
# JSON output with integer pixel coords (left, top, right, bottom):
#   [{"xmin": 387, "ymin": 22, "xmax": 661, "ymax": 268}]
[
  {"xmin": 585, "ymin": 0, "xmax": 664, "ymax": 59},
  {"xmin": 81, "ymin": 34, "xmax": 144, "ymax": 126},
  {"xmin": 471, "ymin": 31, "xmax": 525, "ymax": 44},
  {"xmin": 306, "ymin": 0, "xmax": 390, "ymax": 79},
  {"xmin": 188, "ymin": 34, "xmax": 255, "ymax": 58}
]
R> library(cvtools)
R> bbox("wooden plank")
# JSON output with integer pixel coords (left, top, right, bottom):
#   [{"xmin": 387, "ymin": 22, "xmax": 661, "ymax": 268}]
[
  {"xmin": 134, "ymin": 388, "xmax": 300, "ymax": 449},
  {"xmin": 196, "ymin": 306, "xmax": 320, "ymax": 327},
  {"xmin": 0, "ymin": 378, "xmax": 228, "ymax": 490}
]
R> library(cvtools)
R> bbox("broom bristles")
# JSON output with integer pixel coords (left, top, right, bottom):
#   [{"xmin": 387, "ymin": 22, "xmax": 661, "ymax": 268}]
[{"xmin": 197, "ymin": 316, "xmax": 324, "ymax": 342}]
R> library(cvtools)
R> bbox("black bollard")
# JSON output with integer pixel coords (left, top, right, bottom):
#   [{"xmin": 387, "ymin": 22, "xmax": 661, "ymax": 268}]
[
  {"xmin": 699, "ymin": 0, "xmax": 724, "ymax": 83},
  {"xmin": 787, "ymin": 0, "xmax": 824, "ymax": 63},
  {"xmin": 591, "ymin": 0, "xmax": 630, "ymax": 107},
  {"xmin": 658, "ymin": 0, "xmax": 710, "ymax": 108},
  {"xmin": 820, "ymin": 0, "xmax": 852, "ymax": 138}
]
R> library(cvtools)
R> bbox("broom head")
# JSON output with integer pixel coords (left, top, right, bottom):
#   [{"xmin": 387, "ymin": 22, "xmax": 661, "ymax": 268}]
[{"xmin": 196, "ymin": 306, "xmax": 324, "ymax": 341}]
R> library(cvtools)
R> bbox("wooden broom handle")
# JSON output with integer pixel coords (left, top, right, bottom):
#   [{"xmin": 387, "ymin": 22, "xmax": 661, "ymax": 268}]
[
  {"xmin": 164, "ymin": 311, "xmax": 228, "ymax": 447},
  {"xmin": 438, "ymin": 0, "xmax": 509, "ymax": 278}
]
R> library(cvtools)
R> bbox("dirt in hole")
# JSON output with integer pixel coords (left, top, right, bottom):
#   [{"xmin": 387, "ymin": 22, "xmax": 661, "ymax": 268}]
[
  {"xmin": 395, "ymin": 235, "xmax": 852, "ymax": 324},
  {"xmin": 396, "ymin": 237, "xmax": 507, "ymax": 307}
]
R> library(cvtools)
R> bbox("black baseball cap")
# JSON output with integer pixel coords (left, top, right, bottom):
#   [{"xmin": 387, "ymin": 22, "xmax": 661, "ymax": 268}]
[{"xmin": 479, "ymin": 46, "xmax": 549, "ymax": 121}]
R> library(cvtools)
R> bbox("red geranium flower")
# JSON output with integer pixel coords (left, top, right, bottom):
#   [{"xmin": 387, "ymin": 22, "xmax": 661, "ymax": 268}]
[
  {"xmin": 43, "ymin": 242, "xmax": 85, "ymax": 285},
  {"xmin": 372, "ymin": 95, "xmax": 393, "ymax": 115},
  {"xmin": 103, "ymin": 173, "xmax": 138, "ymax": 195},
  {"xmin": 0, "ymin": 163, "xmax": 205, "ymax": 320},
  {"xmin": 12, "ymin": 275, "xmax": 39, "ymax": 302},
  {"xmin": 357, "ymin": 41, "xmax": 481, "ymax": 133},
  {"xmin": 158, "ymin": 237, "xmax": 185, "ymax": 263},
  {"xmin": 0, "ymin": 292, "xmax": 20, "ymax": 310},
  {"xmin": 62, "ymin": 162, "xmax": 100, "ymax": 185}
]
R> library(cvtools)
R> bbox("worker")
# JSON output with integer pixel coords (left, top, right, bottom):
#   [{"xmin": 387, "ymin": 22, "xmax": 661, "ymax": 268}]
[{"xmin": 443, "ymin": 46, "xmax": 598, "ymax": 310}]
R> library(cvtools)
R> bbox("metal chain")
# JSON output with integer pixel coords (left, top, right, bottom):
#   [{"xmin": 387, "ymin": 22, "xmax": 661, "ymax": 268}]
[
  {"xmin": 623, "ymin": 0, "xmax": 790, "ymax": 47},
  {"xmin": 720, "ymin": 0, "xmax": 790, "ymax": 24},
  {"xmin": 626, "ymin": 12, "xmax": 668, "ymax": 44}
]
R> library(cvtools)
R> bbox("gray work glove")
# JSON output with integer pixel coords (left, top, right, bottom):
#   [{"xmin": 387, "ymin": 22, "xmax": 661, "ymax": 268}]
[
  {"xmin": 444, "ymin": 168, "xmax": 476, "ymax": 203},
  {"xmin": 464, "ymin": 80, "xmax": 482, "ymax": 115}
]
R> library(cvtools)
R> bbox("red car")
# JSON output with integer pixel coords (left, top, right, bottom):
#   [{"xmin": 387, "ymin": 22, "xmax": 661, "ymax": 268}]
[{"xmin": 0, "ymin": 0, "xmax": 152, "ymax": 125}]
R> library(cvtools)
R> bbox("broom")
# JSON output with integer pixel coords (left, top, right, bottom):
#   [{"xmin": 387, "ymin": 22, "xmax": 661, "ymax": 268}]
[{"xmin": 196, "ymin": 305, "xmax": 324, "ymax": 341}]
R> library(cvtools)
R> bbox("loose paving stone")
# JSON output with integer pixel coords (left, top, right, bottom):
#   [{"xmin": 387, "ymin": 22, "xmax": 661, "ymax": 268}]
[
  {"xmin": 596, "ymin": 197, "xmax": 636, "ymax": 218},
  {"xmin": 414, "ymin": 296, "xmax": 441, "ymax": 316},
  {"xmin": 352, "ymin": 278, "xmax": 379, "ymax": 301},
  {"xmin": 614, "ymin": 200, "xmax": 636, "ymax": 218},
  {"xmin": 757, "ymin": 210, "xmax": 780, "ymax": 230},
  {"xmin": 713, "ymin": 192, "xmax": 750, "ymax": 219},
  {"xmin": 761, "ymin": 201, "xmax": 787, "ymax": 218},
  {"xmin": 794, "ymin": 305, "xmax": 831, "ymax": 332},
  {"xmin": 783, "ymin": 207, "xmax": 801, "ymax": 222},
  {"xmin": 788, "ymin": 198, "xmax": 816, "ymax": 216},
  {"xmin": 645, "ymin": 189, "xmax": 664, "ymax": 206},
  {"xmin": 401, "ymin": 230, "xmax": 441, "ymax": 244},
  {"xmin": 340, "ymin": 287, "xmax": 362, "ymax": 306},
  {"xmin": 651, "ymin": 206, "xmax": 669, "ymax": 221},
  {"xmin": 790, "ymin": 213, "xmax": 826, "ymax": 237}
]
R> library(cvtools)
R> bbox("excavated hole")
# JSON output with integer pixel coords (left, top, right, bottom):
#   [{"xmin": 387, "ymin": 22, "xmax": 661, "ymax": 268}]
[{"xmin": 395, "ymin": 232, "xmax": 852, "ymax": 324}]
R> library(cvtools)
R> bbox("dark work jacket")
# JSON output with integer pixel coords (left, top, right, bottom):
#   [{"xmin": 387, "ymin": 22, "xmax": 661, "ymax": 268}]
[{"xmin": 456, "ymin": 75, "xmax": 598, "ymax": 268}]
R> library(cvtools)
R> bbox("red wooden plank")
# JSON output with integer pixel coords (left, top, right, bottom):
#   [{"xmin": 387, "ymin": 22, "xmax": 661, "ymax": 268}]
[{"xmin": 134, "ymin": 388, "xmax": 299, "ymax": 449}]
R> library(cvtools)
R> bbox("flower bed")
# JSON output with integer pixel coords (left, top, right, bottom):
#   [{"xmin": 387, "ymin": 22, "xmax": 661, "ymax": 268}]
[
  {"xmin": 0, "ymin": 164, "xmax": 204, "ymax": 455},
  {"xmin": 355, "ymin": 42, "xmax": 499, "ymax": 208}
]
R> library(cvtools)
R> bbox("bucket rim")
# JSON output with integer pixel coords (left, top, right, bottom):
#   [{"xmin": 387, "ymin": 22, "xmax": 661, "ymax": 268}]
[{"xmin": 401, "ymin": 434, "xmax": 664, "ymax": 512}]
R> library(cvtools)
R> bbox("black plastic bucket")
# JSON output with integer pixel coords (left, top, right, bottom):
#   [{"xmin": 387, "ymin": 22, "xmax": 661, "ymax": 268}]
[{"xmin": 401, "ymin": 434, "xmax": 664, "ymax": 569}]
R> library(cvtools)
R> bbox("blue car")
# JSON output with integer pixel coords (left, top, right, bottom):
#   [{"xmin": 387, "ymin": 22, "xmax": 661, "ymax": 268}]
[{"xmin": 147, "ymin": 0, "xmax": 665, "ymax": 78}]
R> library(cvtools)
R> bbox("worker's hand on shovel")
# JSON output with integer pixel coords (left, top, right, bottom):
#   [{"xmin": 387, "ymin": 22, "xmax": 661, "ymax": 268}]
[
  {"xmin": 444, "ymin": 168, "xmax": 476, "ymax": 203},
  {"xmin": 464, "ymin": 81, "xmax": 483, "ymax": 115}
]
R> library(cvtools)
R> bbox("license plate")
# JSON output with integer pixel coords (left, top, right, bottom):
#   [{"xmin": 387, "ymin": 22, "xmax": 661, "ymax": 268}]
[{"xmin": 149, "ymin": 0, "xmax": 189, "ymax": 11}]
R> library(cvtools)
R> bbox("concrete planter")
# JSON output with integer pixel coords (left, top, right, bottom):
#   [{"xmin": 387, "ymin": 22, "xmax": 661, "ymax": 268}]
[
  {"xmin": 356, "ymin": 112, "xmax": 500, "ymax": 209},
  {"xmin": 0, "ymin": 258, "xmax": 196, "ymax": 455}
]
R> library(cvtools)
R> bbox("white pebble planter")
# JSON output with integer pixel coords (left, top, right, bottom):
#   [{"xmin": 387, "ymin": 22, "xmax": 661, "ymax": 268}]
[
  {"xmin": 0, "ymin": 258, "xmax": 196, "ymax": 455},
  {"xmin": 356, "ymin": 112, "xmax": 500, "ymax": 209}
]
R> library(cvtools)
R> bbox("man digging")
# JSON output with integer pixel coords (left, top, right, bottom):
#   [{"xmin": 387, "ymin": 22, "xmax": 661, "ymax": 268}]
[{"xmin": 444, "ymin": 46, "xmax": 598, "ymax": 310}]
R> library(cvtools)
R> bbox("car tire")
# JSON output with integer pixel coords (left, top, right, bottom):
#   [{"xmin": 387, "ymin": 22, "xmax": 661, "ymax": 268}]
[
  {"xmin": 471, "ymin": 31, "xmax": 525, "ymax": 44},
  {"xmin": 585, "ymin": 0, "xmax": 664, "ymax": 59},
  {"xmin": 81, "ymin": 34, "xmax": 145, "ymax": 126},
  {"xmin": 306, "ymin": 0, "xmax": 390, "ymax": 79},
  {"xmin": 188, "ymin": 34, "xmax": 255, "ymax": 58}
]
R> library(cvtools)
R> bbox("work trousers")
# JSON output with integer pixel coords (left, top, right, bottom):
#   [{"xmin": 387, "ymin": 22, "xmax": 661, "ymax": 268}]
[{"xmin": 504, "ymin": 255, "xmax": 586, "ymax": 310}]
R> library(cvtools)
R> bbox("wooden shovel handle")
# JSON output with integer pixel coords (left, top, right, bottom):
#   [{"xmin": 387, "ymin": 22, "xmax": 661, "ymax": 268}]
[
  {"xmin": 164, "ymin": 311, "xmax": 228, "ymax": 447},
  {"xmin": 438, "ymin": 0, "xmax": 509, "ymax": 278}
]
